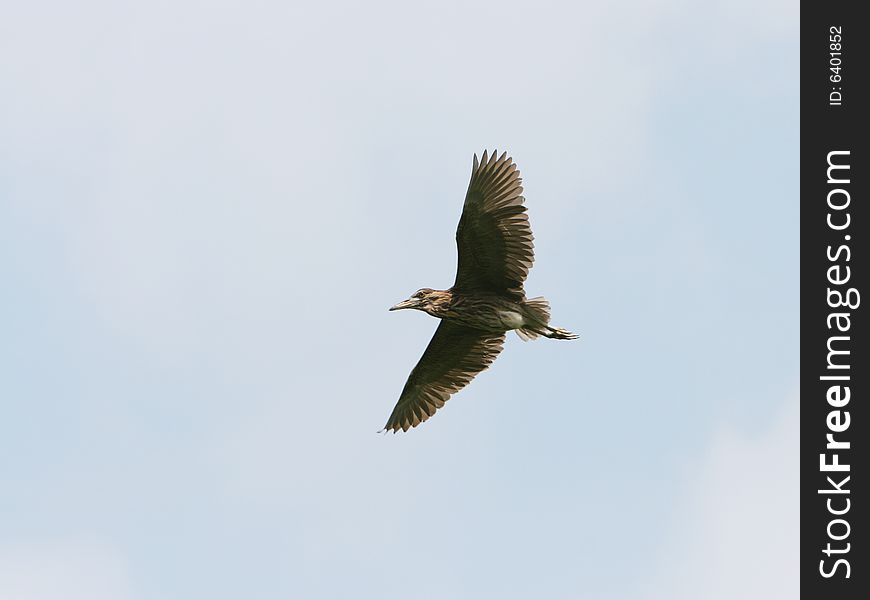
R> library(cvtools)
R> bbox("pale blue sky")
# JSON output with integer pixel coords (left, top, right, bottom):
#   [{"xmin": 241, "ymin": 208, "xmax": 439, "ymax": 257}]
[{"xmin": 1, "ymin": 1, "xmax": 797, "ymax": 598}]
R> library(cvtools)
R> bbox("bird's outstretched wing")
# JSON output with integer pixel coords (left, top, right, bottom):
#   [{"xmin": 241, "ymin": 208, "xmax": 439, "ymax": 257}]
[
  {"xmin": 453, "ymin": 150, "xmax": 534, "ymax": 300},
  {"xmin": 384, "ymin": 321, "xmax": 505, "ymax": 432}
]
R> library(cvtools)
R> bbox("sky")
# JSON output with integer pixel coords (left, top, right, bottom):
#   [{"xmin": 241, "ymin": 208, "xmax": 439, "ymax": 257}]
[{"xmin": 0, "ymin": 1, "xmax": 798, "ymax": 599}]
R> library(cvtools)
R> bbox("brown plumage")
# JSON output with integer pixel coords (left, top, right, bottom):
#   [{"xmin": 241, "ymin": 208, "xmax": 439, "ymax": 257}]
[{"xmin": 385, "ymin": 151, "xmax": 578, "ymax": 433}]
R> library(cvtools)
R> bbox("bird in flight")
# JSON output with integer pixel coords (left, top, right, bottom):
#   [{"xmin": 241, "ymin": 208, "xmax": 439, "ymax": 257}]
[{"xmin": 384, "ymin": 150, "xmax": 578, "ymax": 432}]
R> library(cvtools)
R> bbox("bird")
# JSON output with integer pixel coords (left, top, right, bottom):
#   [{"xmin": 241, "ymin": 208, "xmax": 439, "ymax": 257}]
[{"xmin": 383, "ymin": 150, "xmax": 578, "ymax": 433}]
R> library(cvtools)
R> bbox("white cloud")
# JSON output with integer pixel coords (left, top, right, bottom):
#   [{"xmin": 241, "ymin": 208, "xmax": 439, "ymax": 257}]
[
  {"xmin": 645, "ymin": 393, "xmax": 799, "ymax": 599},
  {"xmin": 0, "ymin": 539, "xmax": 135, "ymax": 600}
]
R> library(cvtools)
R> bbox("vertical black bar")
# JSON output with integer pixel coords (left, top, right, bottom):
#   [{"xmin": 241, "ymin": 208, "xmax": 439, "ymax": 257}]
[{"xmin": 801, "ymin": 3, "xmax": 867, "ymax": 598}]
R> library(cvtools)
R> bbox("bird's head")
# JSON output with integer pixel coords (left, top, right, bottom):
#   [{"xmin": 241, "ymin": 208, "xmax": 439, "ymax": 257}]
[{"xmin": 389, "ymin": 288, "xmax": 447, "ymax": 314}]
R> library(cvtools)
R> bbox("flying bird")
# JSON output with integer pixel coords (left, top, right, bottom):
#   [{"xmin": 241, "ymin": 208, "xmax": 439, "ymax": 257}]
[{"xmin": 385, "ymin": 150, "xmax": 578, "ymax": 433}]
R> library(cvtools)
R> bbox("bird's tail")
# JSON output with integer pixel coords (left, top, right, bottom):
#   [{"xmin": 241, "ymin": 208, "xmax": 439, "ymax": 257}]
[
  {"xmin": 517, "ymin": 297, "xmax": 550, "ymax": 340},
  {"xmin": 517, "ymin": 297, "xmax": 578, "ymax": 341}
]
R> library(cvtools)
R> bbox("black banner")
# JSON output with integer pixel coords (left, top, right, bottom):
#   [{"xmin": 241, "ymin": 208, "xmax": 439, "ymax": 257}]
[{"xmin": 802, "ymin": 4, "xmax": 867, "ymax": 597}]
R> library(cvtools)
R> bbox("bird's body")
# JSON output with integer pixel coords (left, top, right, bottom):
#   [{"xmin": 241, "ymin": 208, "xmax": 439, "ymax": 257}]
[
  {"xmin": 392, "ymin": 288, "xmax": 575, "ymax": 339},
  {"xmin": 385, "ymin": 151, "xmax": 578, "ymax": 432}
]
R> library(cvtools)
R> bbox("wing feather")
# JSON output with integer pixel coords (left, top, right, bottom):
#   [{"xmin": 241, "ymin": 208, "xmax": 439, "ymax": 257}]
[
  {"xmin": 383, "ymin": 322, "xmax": 505, "ymax": 432},
  {"xmin": 453, "ymin": 150, "xmax": 534, "ymax": 299}
]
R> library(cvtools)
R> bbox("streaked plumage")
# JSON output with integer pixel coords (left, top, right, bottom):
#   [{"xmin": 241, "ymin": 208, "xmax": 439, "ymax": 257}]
[{"xmin": 385, "ymin": 151, "xmax": 578, "ymax": 432}]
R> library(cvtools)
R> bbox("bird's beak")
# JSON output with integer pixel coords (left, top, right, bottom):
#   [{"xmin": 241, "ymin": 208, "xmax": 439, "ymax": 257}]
[{"xmin": 389, "ymin": 297, "xmax": 419, "ymax": 311}]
